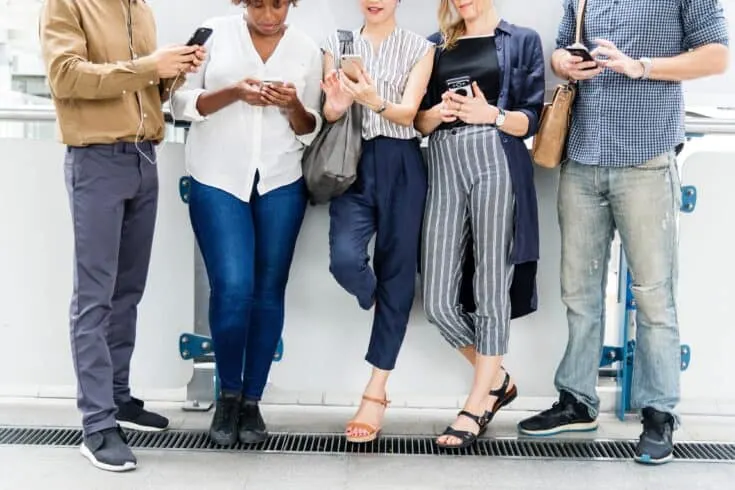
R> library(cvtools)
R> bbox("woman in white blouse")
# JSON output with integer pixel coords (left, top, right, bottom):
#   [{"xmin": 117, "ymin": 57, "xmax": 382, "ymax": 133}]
[{"xmin": 171, "ymin": 0, "xmax": 322, "ymax": 447}]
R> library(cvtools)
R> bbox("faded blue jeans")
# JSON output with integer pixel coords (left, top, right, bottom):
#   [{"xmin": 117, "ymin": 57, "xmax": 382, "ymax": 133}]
[{"xmin": 554, "ymin": 152, "xmax": 681, "ymax": 421}]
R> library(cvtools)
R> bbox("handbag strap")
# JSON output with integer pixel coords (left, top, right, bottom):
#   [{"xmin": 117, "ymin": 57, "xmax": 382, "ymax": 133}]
[{"xmin": 574, "ymin": 0, "xmax": 588, "ymax": 45}]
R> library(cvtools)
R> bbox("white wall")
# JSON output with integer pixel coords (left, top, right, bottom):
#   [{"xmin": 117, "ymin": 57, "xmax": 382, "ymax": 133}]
[{"xmin": 148, "ymin": 0, "xmax": 735, "ymax": 106}]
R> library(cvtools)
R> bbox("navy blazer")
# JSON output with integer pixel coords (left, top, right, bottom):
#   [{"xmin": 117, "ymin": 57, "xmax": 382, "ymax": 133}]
[{"xmin": 426, "ymin": 21, "xmax": 545, "ymax": 319}]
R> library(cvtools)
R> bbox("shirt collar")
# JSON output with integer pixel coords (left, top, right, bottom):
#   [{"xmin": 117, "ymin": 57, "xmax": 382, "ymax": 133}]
[{"xmin": 496, "ymin": 19, "xmax": 512, "ymax": 36}]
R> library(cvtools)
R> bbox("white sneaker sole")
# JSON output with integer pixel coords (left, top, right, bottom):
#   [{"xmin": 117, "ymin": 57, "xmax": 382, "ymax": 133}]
[
  {"xmin": 117, "ymin": 420, "xmax": 168, "ymax": 432},
  {"xmin": 80, "ymin": 443, "xmax": 137, "ymax": 472},
  {"xmin": 518, "ymin": 420, "xmax": 599, "ymax": 437}
]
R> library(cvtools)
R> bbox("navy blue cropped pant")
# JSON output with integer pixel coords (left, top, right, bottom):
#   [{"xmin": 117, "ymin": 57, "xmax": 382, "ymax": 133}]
[{"xmin": 329, "ymin": 137, "xmax": 427, "ymax": 370}]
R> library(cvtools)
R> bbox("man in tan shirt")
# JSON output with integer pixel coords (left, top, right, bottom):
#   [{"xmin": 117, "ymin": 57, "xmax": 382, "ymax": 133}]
[{"xmin": 40, "ymin": 0, "xmax": 205, "ymax": 472}]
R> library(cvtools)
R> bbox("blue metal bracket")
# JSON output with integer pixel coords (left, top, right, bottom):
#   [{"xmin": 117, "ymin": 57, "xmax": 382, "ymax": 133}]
[
  {"xmin": 179, "ymin": 333, "xmax": 284, "ymax": 362},
  {"xmin": 681, "ymin": 186, "xmax": 697, "ymax": 213},
  {"xmin": 602, "ymin": 257, "xmax": 693, "ymax": 420},
  {"xmin": 179, "ymin": 176, "xmax": 191, "ymax": 204}
]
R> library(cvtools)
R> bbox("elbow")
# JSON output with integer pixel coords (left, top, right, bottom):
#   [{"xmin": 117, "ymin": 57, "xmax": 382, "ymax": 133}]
[{"xmin": 711, "ymin": 46, "xmax": 730, "ymax": 75}]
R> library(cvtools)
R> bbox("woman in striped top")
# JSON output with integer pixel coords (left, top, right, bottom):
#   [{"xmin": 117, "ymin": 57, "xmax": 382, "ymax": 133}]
[
  {"xmin": 416, "ymin": 0, "xmax": 545, "ymax": 449},
  {"xmin": 321, "ymin": 0, "xmax": 434, "ymax": 444}
]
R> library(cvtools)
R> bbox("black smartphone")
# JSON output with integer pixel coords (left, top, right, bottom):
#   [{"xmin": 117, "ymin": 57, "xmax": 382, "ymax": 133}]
[
  {"xmin": 565, "ymin": 44, "xmax": 596, "ymax": 69},
  {"xmin": 186, "ymin": 27, "xmax": 213, "ymax": 47}
]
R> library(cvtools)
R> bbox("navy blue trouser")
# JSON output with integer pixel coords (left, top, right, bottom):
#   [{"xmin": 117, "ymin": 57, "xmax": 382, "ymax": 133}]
[
  {"xmin": 189, "ymin": 176, "xmax": 306, "ymax": 399},
  {"xmin": 329, "ymin": 137, "xmax": 427, "ymax": 370}
]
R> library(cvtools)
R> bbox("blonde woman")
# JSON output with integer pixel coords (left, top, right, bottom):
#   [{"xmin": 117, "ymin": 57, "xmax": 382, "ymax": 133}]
[{"xmin": 416, "ymin": 0, "xmax": 545, "ymax": 449}]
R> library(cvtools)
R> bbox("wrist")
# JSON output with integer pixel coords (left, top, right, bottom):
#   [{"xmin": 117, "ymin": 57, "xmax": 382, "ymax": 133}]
[{"xmin": 486, "ymin": 105, "xmax": 500, "ymax": 125}]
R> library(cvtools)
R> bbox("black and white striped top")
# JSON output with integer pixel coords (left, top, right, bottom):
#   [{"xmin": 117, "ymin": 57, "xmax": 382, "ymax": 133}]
[{"xmin": 323, "ymin": 27, "xmax": 432, "ymax": 141}]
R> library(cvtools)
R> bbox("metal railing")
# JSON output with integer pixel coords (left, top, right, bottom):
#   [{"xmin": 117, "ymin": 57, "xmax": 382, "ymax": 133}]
[{"xmin": 2, "ymin": 105, "xmax": 735, "ymax": 134}]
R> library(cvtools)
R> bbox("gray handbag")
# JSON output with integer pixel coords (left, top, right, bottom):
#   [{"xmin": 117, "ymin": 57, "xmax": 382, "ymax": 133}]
[{"xmin": 301, "ymin": 30, "xmax": 363, "ymax": 205}]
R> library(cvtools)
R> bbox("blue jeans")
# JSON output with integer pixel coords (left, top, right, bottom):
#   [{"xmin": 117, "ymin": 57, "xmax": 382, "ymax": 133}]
[
  {"xmin": 555, "ymin": 153, "xmax": 681, "ymax": 420},
  {"xmin": 189, "ymin": 177, "xmax": 306, "ymax": 399}
]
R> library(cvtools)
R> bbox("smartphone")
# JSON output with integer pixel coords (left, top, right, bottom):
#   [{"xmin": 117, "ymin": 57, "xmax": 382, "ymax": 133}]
[
  {"xmin": 340, "ymin": 54, "xmax": 364, "ymax": 81},
  {"xmin": 564, "ymin": 43, "xmax": 597, "ymax": 68},
  {"xmin": 446, "ymin": 76, "xmax": 474, "ymax": 98},
  {"xmin": 261, "ymin": 78, "xmax": 285, "ymax": 87},
  {"xmin": 186, "ymin": 27, "xmax": 213, "ymax": 47}
]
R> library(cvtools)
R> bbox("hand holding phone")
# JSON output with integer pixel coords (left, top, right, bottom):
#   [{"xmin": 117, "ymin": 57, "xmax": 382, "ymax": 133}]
[
  {"xmin": 562, "ymin": 43, "xmax": 602, "ymax": 80},
  {"xmin": 340, "ymin": 54, "xmax": 365, "ymax": 82}
]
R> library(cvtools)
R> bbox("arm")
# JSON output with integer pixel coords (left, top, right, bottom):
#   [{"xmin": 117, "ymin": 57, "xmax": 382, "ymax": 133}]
[
  {"xmin": 351, "ymin": 47, "xmax": 436, "ymax": 128},
  {"xmin": 415, "ymin": 104, "xmax": 444, "ymax": 136},
  {"xmin": 510, "ymin": 34, "xmax": 546, "ymax": 139},
  {"xmin": 592, "ymin": 0, "xmax": 729, "ymax": 81},
  {"xmin": 322, "ymin": 52, "xmax": 351, "ymax": 123},
  {"xmin": 40, "ymin": 0, "xmax": 159, "ymax": 100},
  {"xmin": 290, "ymin": 48, "xmax": 323, "ymax": 142}
]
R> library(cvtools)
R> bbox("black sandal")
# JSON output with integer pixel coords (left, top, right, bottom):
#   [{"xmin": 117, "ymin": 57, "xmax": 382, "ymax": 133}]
[
  {"xmin": 437, "ymin": 410, "xmax": 487, "ymax": 450},
  {"xmin": 483, "ymin": 371, "xmax": 518, "ymax": 425}
]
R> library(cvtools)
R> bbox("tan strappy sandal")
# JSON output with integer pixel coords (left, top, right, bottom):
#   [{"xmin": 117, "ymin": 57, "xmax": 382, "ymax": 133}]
[{"xmin": 345, "ymin": 395, "xmax": 390, "ymax": 443}]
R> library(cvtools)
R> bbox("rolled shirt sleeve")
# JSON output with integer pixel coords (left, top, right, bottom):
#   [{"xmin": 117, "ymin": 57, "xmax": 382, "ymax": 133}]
[{"xmin": 682, "ymin": 0, "xmax": 730, "ymax": 50}]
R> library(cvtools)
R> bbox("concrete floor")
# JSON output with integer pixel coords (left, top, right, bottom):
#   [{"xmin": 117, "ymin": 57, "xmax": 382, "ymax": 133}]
[{"xmin": 2, "ymin": 398, "xmax": 735, "ymax": 489}]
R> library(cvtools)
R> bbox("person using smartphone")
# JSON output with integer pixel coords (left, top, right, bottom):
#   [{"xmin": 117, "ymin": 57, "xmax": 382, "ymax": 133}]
[
  {"xmin": 39, "ymin": 0, "xmax": 205, "ymax": 472},
  {"xmin": 518, "ymin": 0, "xmax": 729, "ymax": 466},
  {"xmin": 171, "ymin": 0, "xmax": 322, "ymax": 447},
  {"xmin": 415, "ymin": 0, "xmax": 545, "ymax": 449},
  {"xmin": 320, "ymin": 0, "xmax": 434, "ymax": 443}
]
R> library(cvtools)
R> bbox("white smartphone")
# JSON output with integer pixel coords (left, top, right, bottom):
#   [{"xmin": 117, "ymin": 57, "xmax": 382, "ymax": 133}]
[
  {"xmin": 446, "ymin": 76, "xmax": 474, "ymax": 98},
  {"xmin": 340, "ymin": 54, "xmax": 364, "ymax": 81},
  {"xmin": 261, "ymin": 77, "xmax": 284, "ymax": 86}
]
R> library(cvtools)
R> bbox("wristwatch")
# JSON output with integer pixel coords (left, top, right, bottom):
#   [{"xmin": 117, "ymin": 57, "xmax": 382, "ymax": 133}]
[
  {"xmin": 374, "ymin": 99, "xmax": 388, "ymax": 114},
  {"xmin": 495, "ymin": 108, "xmax": 506, "ymax": 128},
  {"xmin": 638, "ymin": 57, "xmax": 653, "ymax": 80}
]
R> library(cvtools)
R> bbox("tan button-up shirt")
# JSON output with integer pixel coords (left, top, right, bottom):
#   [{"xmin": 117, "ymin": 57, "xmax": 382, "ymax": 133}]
[{"xmin": 40, "ymin": 0, "xmax": 178, "ymax": 146}]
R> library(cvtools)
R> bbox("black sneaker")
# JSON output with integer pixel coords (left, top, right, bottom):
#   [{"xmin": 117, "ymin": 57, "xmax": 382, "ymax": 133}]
[
  {"xmin": 209, "ymin": 392, "xmax": 241, "ymax": 446},
  {"xmin": 635, "ymin": 407, "xmax": 675, "ymax": 465},
  {"xmin": 238, "ymin": 400, "xmax": 268, "ymax": 444},
  {"xmin": 518, "ymin": 391, "xmax": 598, "ymax": 436},
  {"xmin": 80, "ymin": 426, "xmax": 137, "ymax": 472},
  {"xmin": 116, "ymin": 398, "xmax": 169, "ymax": 432}
]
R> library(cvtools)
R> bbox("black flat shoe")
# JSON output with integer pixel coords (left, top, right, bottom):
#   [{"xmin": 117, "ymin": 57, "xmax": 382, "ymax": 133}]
[
  {"xmin": 437, "ymin": 410, "xmax": 486, "ymax": 450},
  {"xmin": 209, "ymin": 392, "xmax": 240, "ymax": 447},
  {"xmin": 238, "ymin": 400, "xmax": 268, "ymax": 445}
]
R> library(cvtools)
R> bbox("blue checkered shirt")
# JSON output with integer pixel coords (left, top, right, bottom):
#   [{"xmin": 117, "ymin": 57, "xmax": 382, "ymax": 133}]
[{"xmin": 557, "ymin": 0, "xmax": 730, "ymax": 167}]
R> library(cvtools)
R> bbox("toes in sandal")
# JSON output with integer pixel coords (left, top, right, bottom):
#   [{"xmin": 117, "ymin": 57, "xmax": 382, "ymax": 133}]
[
  {"xmin": 483, "ymin": 370, "xmax": 518, "ymax": 425},
  {"xmin": 345, "ymin": 395, "xmax": 389, "ymax": 444},
  {"xmin": 436, "ymin": 410, "xmax": 485, "ymax": 450}
]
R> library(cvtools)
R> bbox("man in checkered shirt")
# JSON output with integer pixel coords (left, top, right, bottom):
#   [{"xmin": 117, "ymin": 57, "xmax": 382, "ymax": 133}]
[{"xmin": 519, "ymin": 0, "xmax": 729, "ymax": 465}]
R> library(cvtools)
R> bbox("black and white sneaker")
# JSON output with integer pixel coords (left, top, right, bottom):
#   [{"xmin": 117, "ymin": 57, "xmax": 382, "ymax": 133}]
[
  {"xmin": 635, "ymin": 407, "xmax": 675, "ymax": 465},
  {"xmin": 80, "ymin": 426, "xmax": 137, "ymax": 472},
  {"xmin": 116, "ymin": 398, "xmax": 169, "ymax": 432},
  {"xmin": 518, "ymin": 391, "xmax": 598, "ymax": 436}
]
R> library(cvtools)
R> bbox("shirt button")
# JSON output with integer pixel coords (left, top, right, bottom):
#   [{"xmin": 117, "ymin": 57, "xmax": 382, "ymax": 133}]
[
  {"xmin": 143, "ymin": 113, "xmax": 148, "ymax": 118},
  {"xmin": 451, "ymin": 129, "xmax": 457, "ymax": 135},
  {"xmin": 122, "ymin": 90, "xmax": 127, "ymax": 95},
  {"xmin": 149, "ymin": 81, "xmax": 155, "ymax": 85}
]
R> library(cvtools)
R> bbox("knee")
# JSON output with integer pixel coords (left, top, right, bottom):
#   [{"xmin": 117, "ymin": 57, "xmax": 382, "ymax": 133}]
[
  {"xmin": 631, "ymin": 280, "xmax": 676, "ymax": 327},
  {"xmin": 329, "ymin": 241, "xmax": 364, "ymax": 282},
  {"xmin": 210, "ymin": 273, "xmax": 253, "ymax": 311},
  {"xmin": 423, "ymin": 297, "xmax": 452, "ymax": 327}
]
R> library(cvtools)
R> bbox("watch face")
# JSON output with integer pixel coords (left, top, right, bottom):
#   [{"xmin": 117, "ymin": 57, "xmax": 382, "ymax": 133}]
[{"xmin": 496, "ymin": 111, "xmax": 506, "ymax": 126}]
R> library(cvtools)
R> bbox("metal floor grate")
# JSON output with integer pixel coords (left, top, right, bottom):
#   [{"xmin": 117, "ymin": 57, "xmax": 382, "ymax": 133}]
[{"xmin": 2, "ymin": 427, "xmax": 734, "ymax": 462}]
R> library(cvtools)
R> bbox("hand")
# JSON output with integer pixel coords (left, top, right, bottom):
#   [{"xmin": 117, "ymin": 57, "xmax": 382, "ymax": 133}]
[
  {"xmin": 591, "ymin": 39, "xmax": 645, "ymax": 79},
  {"xmin": 151, "ymin": 45, "xmax": 199, "ymax": 78},
  {"xmin": 435, "ymin": 92, "xmax": 459, "ymax": 123},
  {"xmin": 235, "ymin": 78, "xmax": 267, "ymax": 106},
  {"xmin": 321, "ymin": 70, "xmax": 353, "ymax": 113},
  {"xmin": 445, "ymin": 82, "xmax": 498, "ymax": 125},
  {"xmin": 340, "ymin": 66, "xmax": 382, "ymax": 111},
  {"xmin": 261, "ymin": 82, "xmax": 301, "ymax": 111},
  {"xmin": 559, "ymin": 51, "xmax": 603, "ymax": 81}
]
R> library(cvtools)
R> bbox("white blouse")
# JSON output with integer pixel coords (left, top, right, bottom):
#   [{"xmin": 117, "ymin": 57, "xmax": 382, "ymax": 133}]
[{"xmin": 171, "ymin": 15, "xmax": 323, "ymax": 202}]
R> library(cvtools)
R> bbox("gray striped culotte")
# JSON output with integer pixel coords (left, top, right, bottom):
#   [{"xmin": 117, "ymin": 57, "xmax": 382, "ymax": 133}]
[{"xmin": 421, "ymin": 125, "xmax": 515, "ymax": 356}]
